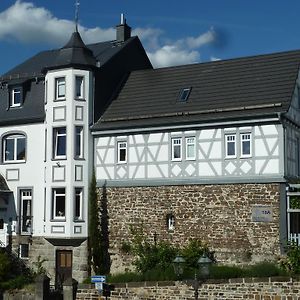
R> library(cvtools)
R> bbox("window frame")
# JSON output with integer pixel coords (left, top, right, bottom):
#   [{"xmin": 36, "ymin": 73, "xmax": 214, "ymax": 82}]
[
  {"xmin": 240, "ymin": 132, "xmax": 252, "ymax": 158},
  {"xmin": 75, "ymin": 76, "xmax": 84, "ymax": 99},
  {"xmin": 52, "ymin": 188, "xmax": 66, "ymax": 220},
  {"xmin": 167, "ymin": 214, "xmax": 175, "ymax": 231},
  {"xmin": 19, "ymin": 243, "xmax": 29, "ymax": 259},
  {"xmin": 55, "ymin": 77, "xmax": 66, "ymax": 100},
  {"xmin": 74, "ymin": 187, "xmax": 83, "ymax": 221},
  {"xmin": 117, "ymin": 141, "xmax": 127, "ymax": 164},
  {"xmin": 225, "ymin": 134, "xmax": 236, "ymax": 158},
  {"xmin": 171, "ymin": 137, "xmax": 182, "ymax": 161},
  {"xmin": 179, "ymin": 87, "xmax": 191, "ymax": 102},
  {"xmin": 10, "ymin": 87, "xmax": 22, "ymax": 107},
  {"xmin": 186, "ymin": 136, "xmax": 196, "ymax": 160},
  {"xmin": 19, "ymin": 189, "xmax": 32, "ymax": 235},
  {"xmin": 74, "ymin": 126, "xmax": 84, "ymax": 159},
  {"xmin": 3, "ymin": 133, "xmax": 26, "ymax": 163},
  {"xmin": 53, "ymin": 127, "xmax": 67, "ymax": 159}
]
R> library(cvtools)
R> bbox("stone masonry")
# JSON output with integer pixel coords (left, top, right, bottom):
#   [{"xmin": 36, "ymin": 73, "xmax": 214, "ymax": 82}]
[
  {"xmin": 98, "ymin": 183, "xmax": 282, "ymax": 273},
  {"xmin": 11, "ymin": 236, "xmax": 89, "ymax": 284}
]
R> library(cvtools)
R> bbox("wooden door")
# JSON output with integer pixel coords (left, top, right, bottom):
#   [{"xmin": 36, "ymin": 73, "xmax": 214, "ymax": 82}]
[{"xmin": 55, "ymin": 250, "xmax": 72, "ymax": 289}]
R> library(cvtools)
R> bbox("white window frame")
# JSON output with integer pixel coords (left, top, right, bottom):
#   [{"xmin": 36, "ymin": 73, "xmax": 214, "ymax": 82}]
[
  {"xmin": 240, "ymin": 133, "xmax": 252, "ymax": 158},
  {"xmin": 74, "ymin": 188, "xmax": 83, "ymax": 220},
  {"xmin": 19, "ymin": 244, "xmax": 29, "ymax": 259},
  {"xmin": 75, "ymin": 126, "xmax": 84, "ymax": 159},
  {"xmin": 225, "ymin": 134, "xmax": 236, "ymax": 158},
  {"xmin": 3, "ymin": 134, "xmax": 26, "ymax": 163},
  {"xmin": 55, "ymin": 77, "xmax": 66, "ymax": 100},
  {"xmin": 117, "ymin": 141, "xmax": 127, "ymax": 163},
  {"xmin": 75, "ymin": 76, "xmax": 84, "ymax": 99},
  {"xmin": 171, "ymin": 138, "xmax": 182, "ymax": 161},
  {"xmin": 11, "ymin": 87, "xmax": 22, "ymax": 107},
  {"xmin": 20, "ymin": 189, "xmax": 32, "ymax": 235},
  {"xmin": 52, "ymin": 188, "xmax": 66, "ymax": 220},
  {"xmin": 167, "ymin": 215, "xmax": 175, "ymax": 231},
  {"xmin": 53, "ymin": 127, "xmax": 66, "ymax": 159},
  {"xmin": 186, "ymin": 137, "xmax": 196, "ymax": 160}
]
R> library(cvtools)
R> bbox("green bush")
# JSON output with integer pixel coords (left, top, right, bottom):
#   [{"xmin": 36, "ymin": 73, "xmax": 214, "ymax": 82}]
[
  {"xmin": 280, "ymin": 242, "xmax": 300, "ymax": 274},
  {"xmin": 245, "ymin": 262, "xmax": 286, "ymax": 277},
  {"xmin": 210, "ymin": 265, "xmax": 244, "ymax": 279},
  {"xmin": 0, "ymin": 252, "xmax": 11, "ymax": 282},
  {"xmin": 0, "ymin": 275, "xmax": 32, "ymax": 290}
]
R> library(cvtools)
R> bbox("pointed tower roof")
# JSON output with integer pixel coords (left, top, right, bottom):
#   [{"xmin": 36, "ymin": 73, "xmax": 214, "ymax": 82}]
[{"xmin": 45, "ymin": 30, "xmax": 96, "ymax": 71}]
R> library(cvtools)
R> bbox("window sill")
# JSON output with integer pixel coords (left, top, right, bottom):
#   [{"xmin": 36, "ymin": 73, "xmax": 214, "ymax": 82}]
[
  {"xmin": 117, "ymin": 161, "xmax": 127, "ymax": 165},
  {"xmin": 171, "ymin": 159, "xmax": 182, "ymax": 162},
  {"xmin": 3, "ymin": 160, "xmax": 26, "ymax": 164},
  {"xmin": 50, "ymin": 218, "xmax": 66, "ymax": 222},
  {"xmin": 74, "ymin": 157, "xmax": 85, "ymax": 161},
  {"xmin": 74, "ymin": 98, "xmax": 86, "ymax": 101},
  {"xmin": 52, "ymin": 157, "xmax": 67, "ymax": 161},
  {"xmin": 54, "ymin": 98, "xmax": 66, "ymax": 102},
  {"xmin": 73, "ymin": 219, "xmax": 85, "ymax": 223}
]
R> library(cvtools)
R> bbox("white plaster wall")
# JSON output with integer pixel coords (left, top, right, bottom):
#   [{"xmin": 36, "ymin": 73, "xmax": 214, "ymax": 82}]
[{"xmin": 95, "ymin": 124, "xmax": 284, "ymax": 182}]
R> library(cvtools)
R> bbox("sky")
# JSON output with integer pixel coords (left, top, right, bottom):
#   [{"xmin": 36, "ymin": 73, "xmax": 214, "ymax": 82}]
[{"xmin": 0, "ymin": 0, "xmax": 300, "ymax": 74}]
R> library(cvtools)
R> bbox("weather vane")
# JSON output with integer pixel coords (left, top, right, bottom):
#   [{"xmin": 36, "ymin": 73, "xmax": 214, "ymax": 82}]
[{"xmin": 75, "ymin": 0, "xmax": 80, "ymax": 32}]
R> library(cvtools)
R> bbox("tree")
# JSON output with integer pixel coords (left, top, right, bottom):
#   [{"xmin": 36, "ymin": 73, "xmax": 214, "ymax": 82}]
[{"xmin": 88, "ymin": 170, "xmax": 101, "ymax": 274}]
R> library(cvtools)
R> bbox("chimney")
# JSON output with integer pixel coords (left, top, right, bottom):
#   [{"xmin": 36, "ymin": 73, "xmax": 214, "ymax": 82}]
[{"xmin": 116, "ymin": 13, "xmax": 131, "ymax": 42}]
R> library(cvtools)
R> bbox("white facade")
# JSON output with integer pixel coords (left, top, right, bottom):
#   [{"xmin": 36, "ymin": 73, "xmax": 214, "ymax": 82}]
[{"xmin": 95, "ymin": 123, "xmax": 284, "ymax": 184}]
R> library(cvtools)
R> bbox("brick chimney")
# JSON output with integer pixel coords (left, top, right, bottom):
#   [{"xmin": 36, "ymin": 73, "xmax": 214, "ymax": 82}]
[{"xmin": 116, "ymin": 14, "xmax": 131, "ymax": 42}]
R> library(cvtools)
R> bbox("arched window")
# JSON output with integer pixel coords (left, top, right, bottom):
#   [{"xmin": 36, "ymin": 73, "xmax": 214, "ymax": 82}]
[
  {"xmin": 3, "ymin": 134, "xmax": 26, "ymax": 162},
  {"xmin": 166, "ymin": 213, "xmax": 175, "ymax": 231}
]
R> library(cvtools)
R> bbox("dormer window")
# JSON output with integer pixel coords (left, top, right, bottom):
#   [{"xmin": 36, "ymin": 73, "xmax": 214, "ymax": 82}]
[
  {"xmin": 179, "ymin": 87, "xmax": 191, "ymax": 102},
  {"xmin": 55, "ymin": 77, "xmax": 66, "ymax": 100},
  {"xmin": 10, "ymin": 87, "xmax": 22, "ymax": 107}
]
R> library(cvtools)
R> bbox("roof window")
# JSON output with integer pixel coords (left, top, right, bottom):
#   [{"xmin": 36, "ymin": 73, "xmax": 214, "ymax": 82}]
[{"xmin": 178, "ymin": 87, "xmax": 191, "ymax": 102}]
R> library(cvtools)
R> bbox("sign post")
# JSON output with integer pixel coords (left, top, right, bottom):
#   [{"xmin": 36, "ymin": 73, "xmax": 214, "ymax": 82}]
[{"xmin": 91, "ymin": 275, "xmax": 107, "ymax": 298}]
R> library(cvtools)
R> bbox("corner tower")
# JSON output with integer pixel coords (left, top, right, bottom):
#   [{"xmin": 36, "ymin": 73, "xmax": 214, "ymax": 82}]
[{"xmin": 42, "ymin": 29, "xmax": 95, "ymax": 283}]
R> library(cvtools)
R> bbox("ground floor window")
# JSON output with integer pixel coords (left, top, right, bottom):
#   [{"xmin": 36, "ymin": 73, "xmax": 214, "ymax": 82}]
[
  {"xmin": 287, "ymin": 187, "xmax": 300, "ymax": 245},
  {"xmin": 20, "ymin": 189, "xmax": 32, "ymax": 234},
  {"xmin": 20, "ymin": 243, "xmax": 29, "ymax": 258}
]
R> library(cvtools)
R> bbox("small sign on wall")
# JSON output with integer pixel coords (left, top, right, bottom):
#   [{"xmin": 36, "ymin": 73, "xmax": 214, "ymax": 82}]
[{"xmin": 252, "ymin": 206, "xmax": 273, "ymax": 222}]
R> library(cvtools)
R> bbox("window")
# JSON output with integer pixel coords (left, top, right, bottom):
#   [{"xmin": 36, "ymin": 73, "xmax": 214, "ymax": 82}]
[
  {"xmin": 186, "ymin": 137, "xmax": 195, "ymax": 160},
  {"xmin": 171, "ymin": 138, "xmax": 182, "ymax": 161},
  {"xmin": 55, "ymin": 77, "xmax": 66, "ymax": 99},
  {"xmin": 241, "ymin": 133, "xmax": 251, "ymax": 157},
  {"xmin": 11, "ymin": 87, "xmax": 22, "ymax": 107},
  {"xmin": 179, "ymin": 87, "xmax": 191, "ymax": 102},
  {"xmin": 20, "ymin": 244, "xmax": 29, "ymax": 258},
  {"xmin": 75, "ymin": 126, "xmax": 83, "ymax": 158},
  {"xmin": 75, "ymin": 76, "xmax": 84, "ymax": 99},
  {"xmin": 225, "ymin": 134, "xmax": 236, "ymax": 158},
  {"xmin": 20, "ymin": 189, "xmax": 32, "ymax": 234},
  {"xmin": 167, "ymin": 214, "xmax": 175, "ymax": 231},
  {"xmin": 52, "ymin": 188, "xmax": 66, "ymax": 219},
  {"xmin": 3, "ymin": 134, "xmax": 26, "ymax": 162},
  {"xmin": 297, "ymin": 137, "xmax": 300, "ymax": 176},
  {"xmin": 0, "ymin": 219, "xmax": 3, "ymax": 230},
  {"xmin": 117, "ymin": 141, "xmax": 127, "ymax": 163},
  {"xmin": 74, "ymin": 188, "xmax": 83, "ymax": 220},
  {"xmin": 53, "ymin": 127, "xmax": 66, "ymax": 159}
]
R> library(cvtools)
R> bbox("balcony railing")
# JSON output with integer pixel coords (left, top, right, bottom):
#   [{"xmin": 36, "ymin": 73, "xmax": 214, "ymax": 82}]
[{"xmin": 290, "ymin": 233, "xmax": 300, "ymax": 246}]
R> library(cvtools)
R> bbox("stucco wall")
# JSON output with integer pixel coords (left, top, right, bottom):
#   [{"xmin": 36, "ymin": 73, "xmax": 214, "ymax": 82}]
[{"xmin": 98, "ymin": 183, "xmax": 282, "ymax": 273}]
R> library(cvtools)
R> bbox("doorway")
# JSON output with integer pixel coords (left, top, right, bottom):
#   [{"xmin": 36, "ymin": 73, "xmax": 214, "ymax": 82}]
[{"xmin": 55, "ymin": 250, "xmax": 72, "ymax": 289}]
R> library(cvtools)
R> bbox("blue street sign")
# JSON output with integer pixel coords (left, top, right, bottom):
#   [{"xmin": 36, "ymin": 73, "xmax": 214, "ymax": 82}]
[{"xmin": 91, "ymin": 275, "xmax": 106, "ymax": 283}]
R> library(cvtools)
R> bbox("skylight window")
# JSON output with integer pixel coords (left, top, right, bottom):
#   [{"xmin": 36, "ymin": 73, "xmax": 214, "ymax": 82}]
[{"xmin": 179, "ymin": 87, "xmax": 191, "ymax": 102}]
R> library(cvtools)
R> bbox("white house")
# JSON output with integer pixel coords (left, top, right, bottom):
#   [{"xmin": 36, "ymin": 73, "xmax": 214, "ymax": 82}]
[{"xmin": 1, "ymin": 16, "xmax": 300, "ymax": 282}]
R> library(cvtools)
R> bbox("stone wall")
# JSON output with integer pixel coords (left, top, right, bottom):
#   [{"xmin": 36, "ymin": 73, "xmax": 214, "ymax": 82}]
[
  {"xmin": 11, "ymin": 236, "xmax": 89, "ymax": 283},
  {"xmin": 98, "ymin": 183, "xmax": 282, "ymax": 273},
  {"xmin": 76, "ymin": 278, "xmax": 300, "ymax": 300}
]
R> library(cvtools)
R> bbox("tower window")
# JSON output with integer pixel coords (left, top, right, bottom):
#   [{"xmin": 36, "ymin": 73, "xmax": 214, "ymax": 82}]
[
  {"xmin": 75, "ymin": 76, "xmax": 84, "ymax": 99},
  {"xmin": 55, "ymin": 77, "xmax": 66, "ymax": 99}
]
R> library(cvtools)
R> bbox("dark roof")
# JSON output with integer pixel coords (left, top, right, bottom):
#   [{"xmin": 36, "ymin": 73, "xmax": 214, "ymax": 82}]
[
  {"xmin": 1, "ymin": 35, "xmax": 138, "ymax": 80},
  {"xmin": 93, "ymin": 49, "xmax": 300, "ymax": 131}
]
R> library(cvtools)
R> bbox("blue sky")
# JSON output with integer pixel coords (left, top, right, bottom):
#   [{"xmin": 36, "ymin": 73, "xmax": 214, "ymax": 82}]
[{"xmin": 0, "ymin": 0, "xmax": 299, "ymax": 74}]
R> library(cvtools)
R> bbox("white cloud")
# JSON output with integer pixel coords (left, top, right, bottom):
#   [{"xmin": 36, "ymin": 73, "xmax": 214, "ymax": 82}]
[
  {"xmin": 148, "ymin": 45, "xmax": 200, "ymax": 68},
  {"xmin": 0, "ymin": 1, "xmax": 217, "ymax": 68},
  {"xmin": 0, "ymin": 1, "xmax": 115, "ymax": 46}
]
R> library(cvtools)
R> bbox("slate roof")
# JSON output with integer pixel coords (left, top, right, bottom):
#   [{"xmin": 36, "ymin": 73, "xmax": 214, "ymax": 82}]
[
  {"xmin": 93, "ymin": 49, "xmax": 300, "ymax": 131},
  {"xmin": 1, "ymin": 36, "xmax": 138, "ymax": 80},
  {"xmin": 0, "ymin": 34, "xmax": 140, "ymax": 125}
]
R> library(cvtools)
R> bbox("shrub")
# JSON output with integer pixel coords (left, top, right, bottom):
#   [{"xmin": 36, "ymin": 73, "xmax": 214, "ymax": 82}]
[
  {"xmin": 245, "ymin": 262, "xmax": 286, "ymax": 277},
  {"xmin": 280, "ymin": 242, "xmax": 300, "ymax": 274},
  {"xmin": 0, "ymin": 252, "xmax": 11, "ymax": 282}
]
